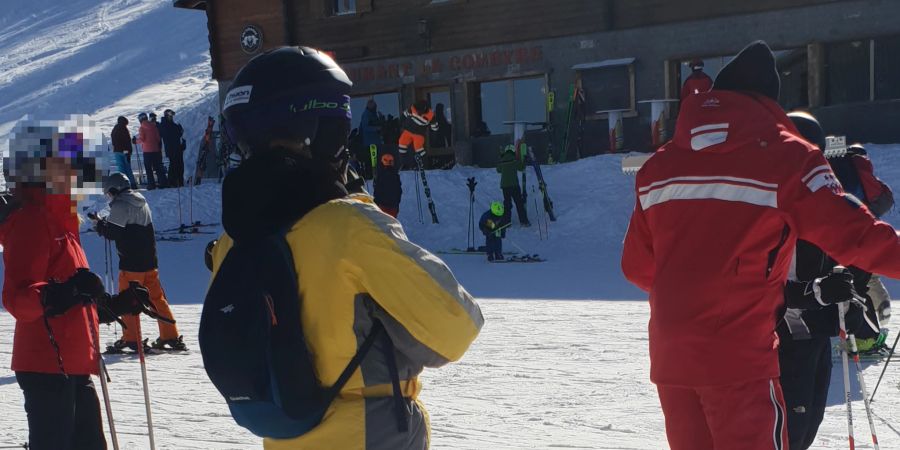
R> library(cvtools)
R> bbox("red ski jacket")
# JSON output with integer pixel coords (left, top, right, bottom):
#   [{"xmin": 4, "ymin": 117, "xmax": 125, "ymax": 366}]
[
  {"xmin": 622, "ymin": 91, "xmax": 900, "ymax": 387},
  {"xmin": 680, "ymin": 72, "xmax": 713, "ymax": 100},
  {"xmin": 854, "ymin": 154, "xmax": 893, "ymax": 207},
  {"xmin": 137, "ymin": 120, "xmax": 162, "ymax": 153},
  {"xmin": 0, "ymin": 188, "xmax": 99, "ymax": 375}
]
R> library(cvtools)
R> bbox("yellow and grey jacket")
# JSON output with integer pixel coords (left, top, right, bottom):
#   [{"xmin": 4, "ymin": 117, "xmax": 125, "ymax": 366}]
[{"xmin": 210, "ymin": 195, "xmax": 483, "ymax": 450}]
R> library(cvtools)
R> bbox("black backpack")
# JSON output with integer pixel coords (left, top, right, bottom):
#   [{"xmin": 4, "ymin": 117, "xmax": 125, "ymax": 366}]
[{"xmin": 199, "ymin": 232, "xmax": 385, "ymax": 439}]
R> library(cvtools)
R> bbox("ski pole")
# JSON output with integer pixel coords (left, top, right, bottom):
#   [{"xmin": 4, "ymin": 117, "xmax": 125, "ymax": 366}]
[
  {"xmin": 130, "ymin": 285, "xmax": 157, "ymax": 450},
  {"xmin": 870, "ymin": 328, "xmax": 900, "ymax": 403},
  {"xmin": 838, "ymin": 300, "xmax": 857, "ymax": 450},
  {"xmin": 89, "ymin": 303, "xmax": 120, "ymax": 450},
  {"xmin": 532, "ymin": 186, "xmax": 543, "ymax": 241},
  {"xmin": 177, "ymin": 186, "xmax": 183, "ymax": 229},
  {"xmin": 846, "ymin": 314, "xmax": 881, "ymax": 450},
  {"xmin": 466, "ymin": 177, "xmax": 477, "ymax": 251}
]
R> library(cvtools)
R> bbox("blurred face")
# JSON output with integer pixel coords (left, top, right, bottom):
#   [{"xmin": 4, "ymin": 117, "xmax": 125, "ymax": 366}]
[{"xmin": 44, "ymin": 157, "xmax": 77, "ymax": 195}]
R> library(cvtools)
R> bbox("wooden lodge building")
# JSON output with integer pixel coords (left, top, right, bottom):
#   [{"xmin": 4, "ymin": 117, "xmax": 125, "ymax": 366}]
[{"xmin": 174, "ymin": 0, "xmax": 900, "ymax": 166}]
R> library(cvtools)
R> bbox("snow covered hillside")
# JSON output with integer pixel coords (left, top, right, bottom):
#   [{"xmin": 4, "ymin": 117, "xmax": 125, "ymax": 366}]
[{"xmin": 0, "ymin": 0, "xmax": 218, "ymax": 187}]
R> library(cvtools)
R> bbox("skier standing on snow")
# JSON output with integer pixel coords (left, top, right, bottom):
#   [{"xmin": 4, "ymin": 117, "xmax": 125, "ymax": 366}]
[
  {"xmin": 829, "ymin": 142, "xmax": 895, "ymax": 327},
  {"xmin": 208, "ymin": 46, "xmax": 483, "ymax": 449},
  {"xmin": 398, "ymin": 99, "xmax": 438, "ymax": 167},
  {"xmin": 622, "ymin": 41, "xmax": 900, "ymax": 450},
  {"xmin": 479, "ymin": 201, "xmax": 508, "ymax": 262},
  {"xmin": 95, "ymin": 172, "xmax": 185, "ymax": 352},
  {"xmin": 1, "ymin": 121, "xmax": 160, "ymax": 450},
  {"xmin": 777, "ymin": 111, "xmax": 882, "ymax": 450},
  {"xmin": 159, "ymin": 109, "xmax": 186, "ymax": 187},
  {"xmin": 110, "ymin": 116, "xmax": 138, "ymax": 189},
  {"xmin": 497, "ymin": 144, "xmax": 530, "ymax": 227},
  {"xmin": 134, "ymin": 112, "xmax": 169, "ymax": 189},
  {"xmin": 680, "ymin": 59, "xmax": 713, "ymax": 100},
  {"xmin": 374, "ymin": 153, "xmax": 402, "ymax": 218}
]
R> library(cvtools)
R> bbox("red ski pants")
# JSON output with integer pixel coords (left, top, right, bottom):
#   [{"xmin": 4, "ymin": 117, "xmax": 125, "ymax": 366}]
[
  {"xmin": 657, "ymin": 378, "xmax": 788, "ymax": 450},
  {"xmin": 118, "ymin": 270, "xmax": 179, "ymax": 342}
]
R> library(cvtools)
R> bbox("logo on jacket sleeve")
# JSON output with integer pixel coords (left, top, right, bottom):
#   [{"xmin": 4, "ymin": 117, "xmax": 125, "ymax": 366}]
[
  {"xmin": 802, "ymin": 165, "xmax": 843, "ymax": 195},
  {"xmin": 690, "ymin": 123, "xmax": 729, "ymax": 151}
]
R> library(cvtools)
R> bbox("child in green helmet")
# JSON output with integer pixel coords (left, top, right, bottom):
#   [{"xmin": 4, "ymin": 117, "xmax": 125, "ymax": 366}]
[{"xmin": 479, "ymin": 201, "xmax": 509, "ymax": 261}]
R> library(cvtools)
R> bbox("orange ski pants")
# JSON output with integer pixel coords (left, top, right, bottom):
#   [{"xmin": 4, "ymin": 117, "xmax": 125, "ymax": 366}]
[{"xmin": 118, "ymin": 270, "xmax": 179, "ymax": 342}]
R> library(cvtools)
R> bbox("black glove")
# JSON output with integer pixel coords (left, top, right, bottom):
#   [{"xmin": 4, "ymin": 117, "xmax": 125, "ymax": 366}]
[
  {"xmin": 814, "ymin": 271, "xmax": 856, "ymax": 305},
  {"xmin": 97, "ymin": 282, "xmax": 174, "ymax": 325},
  {"xmin": 42, "ymin": 269, "xmax": 105, "ymax": 317}
]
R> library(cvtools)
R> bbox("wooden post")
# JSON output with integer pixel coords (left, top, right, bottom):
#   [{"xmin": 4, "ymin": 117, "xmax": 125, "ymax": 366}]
[{"xmin": 807, "ymin": 42, "xmax": 826, "ymax": 108}]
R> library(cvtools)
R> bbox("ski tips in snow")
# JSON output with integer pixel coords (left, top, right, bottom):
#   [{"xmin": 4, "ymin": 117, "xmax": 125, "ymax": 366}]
[{"xmin": 490, "ymin": 254, "xmax": 545, "ymax": 263}]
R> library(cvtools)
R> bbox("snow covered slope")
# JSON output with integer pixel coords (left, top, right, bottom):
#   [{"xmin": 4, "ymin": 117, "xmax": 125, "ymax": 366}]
[{"xmin": 0, "ymin": 0, "xmax": 218, "ymax": 187}]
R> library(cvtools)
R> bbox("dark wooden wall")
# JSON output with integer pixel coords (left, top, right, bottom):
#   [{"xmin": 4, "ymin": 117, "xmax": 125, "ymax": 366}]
[
  {"xmin": 205, "ymin": 0, "xmax": 846, "ymax": 80},
  {"xmin": 208, "ymin": 0, "xmax": 286, "ymax": 79}
]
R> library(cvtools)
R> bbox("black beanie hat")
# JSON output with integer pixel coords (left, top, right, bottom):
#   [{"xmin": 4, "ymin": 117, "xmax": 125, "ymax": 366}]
[{"xmin": 713, "ymin": 41, "xmax": 780, "ymax": 101}]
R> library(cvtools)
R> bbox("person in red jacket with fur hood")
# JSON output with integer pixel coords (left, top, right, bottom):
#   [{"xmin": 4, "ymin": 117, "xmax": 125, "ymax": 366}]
[
  {"xmin": 622, "ymin": 41, "xmax": 900, "ymax": 450},
  {"xmin": 1, "ymin": 120, "xmax": 157, "ymax": 450}
]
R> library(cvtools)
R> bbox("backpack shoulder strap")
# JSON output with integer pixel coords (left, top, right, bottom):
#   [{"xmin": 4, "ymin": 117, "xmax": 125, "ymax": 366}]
[{"xmin": 324, "ymin": 320, "xmax": 385, "ymax": 403}]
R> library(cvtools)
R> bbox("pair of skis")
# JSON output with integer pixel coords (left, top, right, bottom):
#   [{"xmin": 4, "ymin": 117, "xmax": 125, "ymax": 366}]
[
  {"xmin": 413, "ymin": 153, "xmax": 439, "ymax": 224},
  {"xmin": 518, "ymin": 141, "xmax": 557, "ymax": 222}
]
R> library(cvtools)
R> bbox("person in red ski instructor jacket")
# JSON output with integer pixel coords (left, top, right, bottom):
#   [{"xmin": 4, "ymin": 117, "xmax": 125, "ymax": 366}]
[
  {"xmin": 1, "ymin": 120, "xmax": 159, "ymax": 450},
  {"xmin": 681, "ymin": 59, "xmax": 713, "ymax": 100},
  {"xmin": 622, "ymin": 41, "xmax": 900, "ymax": 450}
]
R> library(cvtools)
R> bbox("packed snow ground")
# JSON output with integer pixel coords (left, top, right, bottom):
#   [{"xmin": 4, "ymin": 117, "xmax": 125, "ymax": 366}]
[{"xmin": 2, "ymin": 151, "xmax": 900, "ymax": 449}]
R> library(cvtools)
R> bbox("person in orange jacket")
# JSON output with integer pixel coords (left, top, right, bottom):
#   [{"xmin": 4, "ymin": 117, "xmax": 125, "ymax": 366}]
[
  {"xmin": 398, "ymin": 99, "xmax": 438, "ymax": 166},
  {"xmin": 134, "ymin": 112, "xmax": 168, "ymax": 189}
]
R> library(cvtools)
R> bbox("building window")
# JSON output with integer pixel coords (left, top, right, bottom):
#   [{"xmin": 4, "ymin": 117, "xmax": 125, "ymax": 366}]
[
  {"xmin": 349, "ymin": 92, "xmax": 401, "ymax": 131},
  {"xmin": 826, "ymin": 40, "xmax": 870, "ymax": 105},
  {"xmin": 475, "ymin": 76, "xmax": 546, "ymax": 137},
  {"xmin": 875, "ymin": 35, "xmax": 900, "ymax": 100},
  {"xmin": 332, "ymin": 0, "xmax": 356, "ymax": 16},
  {"xmin": 574, "ymin": 58, "xmax": 635, "ymax": 116}
]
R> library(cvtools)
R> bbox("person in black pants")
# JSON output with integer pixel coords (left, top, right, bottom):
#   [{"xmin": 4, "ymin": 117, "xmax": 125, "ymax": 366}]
[
  {"xmin": 778, "ymin": 111, "xmax": 883, "ymax": 450},
  {"xmin": 159, "ymin": 109, "xmax": 185, "ymax": 187},
  {"xmin": 496, "ymin": 145, "xmax": 530, "ymax": 227},
  {"xmin": 16, "ymin": 373, "xmax": 106, "ymax": 449}
]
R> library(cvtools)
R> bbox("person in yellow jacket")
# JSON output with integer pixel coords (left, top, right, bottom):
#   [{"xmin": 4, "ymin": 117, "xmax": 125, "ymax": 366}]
[{"xmin": 210, "ymin": 46, "xmax": 484, "ymax": 450}]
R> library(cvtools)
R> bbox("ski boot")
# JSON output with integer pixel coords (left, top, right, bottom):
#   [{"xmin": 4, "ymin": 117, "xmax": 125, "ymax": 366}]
[
  {"xmin": 150, "ymin": 335, "xmax": 188, "ymax": 351},
  {"xmin": 106, "ymin": 339, "xmax": 150, "ymax": 354}
]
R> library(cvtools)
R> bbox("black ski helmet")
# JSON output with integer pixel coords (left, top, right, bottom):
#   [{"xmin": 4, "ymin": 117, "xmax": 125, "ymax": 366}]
[
  {"xmin": 787, "ymin": 110, "xmax": 826, "ymax": 151},
  {"xmin": 222, "ymin": 46, "xmax": 353, "ymax": 160}
]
